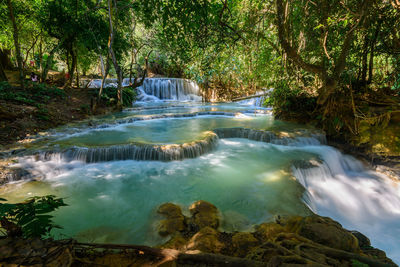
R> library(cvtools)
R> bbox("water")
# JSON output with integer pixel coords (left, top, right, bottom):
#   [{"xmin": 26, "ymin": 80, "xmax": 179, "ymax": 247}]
[{"xmin": 1, "ymin": 80, "xmax": 399, "ymax": 263}]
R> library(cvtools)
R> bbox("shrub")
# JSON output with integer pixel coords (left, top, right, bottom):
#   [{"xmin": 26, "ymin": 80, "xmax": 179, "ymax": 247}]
[{"xmin": 0, "ymin": 195, "xmax": 67, "ymax": 238}]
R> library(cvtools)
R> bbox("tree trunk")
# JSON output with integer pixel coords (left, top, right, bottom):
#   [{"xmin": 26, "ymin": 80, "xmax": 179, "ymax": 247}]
[
  {"xmin": 41, "ymin": 39, "xmax": 64, "ymax": 82},
  {"xmin": 0, "ymin": 60, "xmax": 7, "ymax": 81},
  {"xmin": 68, "ymin": 48, "xmax": 77, "ymax": 87},
  {"xmin": 361, "ymin": 34, "xmax": 369, "ymax": 86},
  {"xmin": 39, "ymin": 37, "xmax": 43, "ymax": 80},
  {"xmin": 368, "ymin": 24, "xmax": 380, "ymax": 84},
  {"xmin": 23, "ymin": 33, "xmax": 40, "ymax": 67},
  {"xmin": 7, "ymin": 0, "xmax": 24, "ymax": 89},
  {"xmin": 75, "ymin": 49, "xmax": 79, "ymax": 87},
  {"xmin": 0, "ymin": 49, "xmax": 13, "ymax": 70},
  {"xmin": 99, "ymin": 54, "xmax": 110, "ymax": 98},
  {"xmin": 129, "ymin": 46, "xmax": 135, "ymax": 84},
  {"xmin": 107, "ymin": 0, "xmax": 123, "ymax": 107}
]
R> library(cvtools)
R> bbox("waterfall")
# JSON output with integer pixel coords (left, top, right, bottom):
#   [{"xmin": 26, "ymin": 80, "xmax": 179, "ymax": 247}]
[
  {"xmin": 236, "ymin": 89, "xmax": 273, "ymax": 107},
  {"xmin": 34, "ymin": 132, "xmax": 218, "ymax": 163},
  {"xmin": 88, "ymin": 77, "xmax": 202, "ymax": 102},
  {"xmin": 213, "ymin": 127, "xmax": 326, "ymax": 146},
  {"xmin": 290, "ymin": 145, "xmax": 400, "ymax": 261},
  {"xmin": 24, "ymin": 128, "xmax": 325, "ymax": 164}
]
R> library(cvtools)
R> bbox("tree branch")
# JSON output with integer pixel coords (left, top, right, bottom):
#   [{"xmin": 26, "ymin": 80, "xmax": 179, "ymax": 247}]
[{"xmin": 275, "ymin": 0, "xmax": 325, "ymax": 77}]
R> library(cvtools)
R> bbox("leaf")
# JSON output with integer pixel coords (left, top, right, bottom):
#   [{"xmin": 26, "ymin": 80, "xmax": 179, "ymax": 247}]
[{"xmin": 314, "ymin": 24, "xmax": 324, "ymax": 30}]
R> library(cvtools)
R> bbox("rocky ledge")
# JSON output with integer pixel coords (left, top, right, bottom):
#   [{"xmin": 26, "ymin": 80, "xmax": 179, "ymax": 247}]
[
  {"xmin": 0, "ymin": 200, "xmax": 396, "ymax": 267},
  {"xmin": 154, "ymin": 200, "xmax": 396, "ymax": 266}
]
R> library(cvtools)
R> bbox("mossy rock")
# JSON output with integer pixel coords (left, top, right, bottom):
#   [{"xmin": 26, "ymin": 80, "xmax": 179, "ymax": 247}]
[
  {"xmin": 189, "ymin": 200, "xmax": 219, "ymax": 230},
  {"xmin": 231, "ymin": 232, "xmax": 260, "ymax": 257},
  {"xmin": 160, "ymin": 233, "xmax": 188, "ymax": 250},
  {"xmin": 186, "ymin": 227, "xmax": 224, "ymax": 253},
  {"xmin": 157, "ymin": 203, "xmax": 186, "ymax": 236},
  {"xmin": 285, "ymin": 215, "xmax": 359, "ymax": 253},
  {"xmin": 254, "ymin": 222, "xmax": 285, "ymax": 241},
  {"xmin": 157, "ymin": 203, "xmax": 184, "ymax": 219}
]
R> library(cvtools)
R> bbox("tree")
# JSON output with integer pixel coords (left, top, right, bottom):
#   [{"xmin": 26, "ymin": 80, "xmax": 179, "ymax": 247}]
[
  {"xmin": 6, "ymin": 0, "xmax": 24, "ymax": 88},
  {"xmin": 275, "ymin": 0, "xmax": 375, "ymax": 105}
]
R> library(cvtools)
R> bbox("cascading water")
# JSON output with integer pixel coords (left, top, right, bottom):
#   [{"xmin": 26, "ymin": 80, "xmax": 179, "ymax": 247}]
[
  {"xmin": 138, "ymin": 78, "xmax": 201, "ymax": 101},
  {"xmin": 1, "ymin": 99, "xmax": 399, "ymax": 263},
  {"xmin": 88, "ymin": 77, "xmax": 202, "ymax": 102},
  {"xmin": 236, "ymin": 89, "xmax": 273, "ymax": 107}
]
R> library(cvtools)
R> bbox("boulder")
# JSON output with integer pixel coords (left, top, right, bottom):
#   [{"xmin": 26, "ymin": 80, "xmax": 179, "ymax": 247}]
[
  {"xmin": 285, "ymin": 215, "xmax": 359, "ymax": 253},
  {"xmin": 157, "ymin": 203, "xmax": 184, "ymax": 219},
  {"xmin": 186, "ymin": 227, "xmax": 224, "ymax": 253},
  {"xmin": 160, "ymin": 233, "xmax": 187, "ymax": 250},
  {"xmin": 158, "ymin": 218, "xmax": 186, "ymax": 237},
  {"xmin": 350, "ymin": 231, "xmax": 371, "ymax": 248},
  {"xmin": 231, "ymin": 232, "xmax": 259, "ymax": 257},
  {"xmin": 189, "ymin": 200, "xmax": 219, "ymax": 230},
  {"xmin": 157, "ymin": 203, "xmax": 186, "ymax": 236},
  {"xmin": 254, "ymin": 222, "xmax": 285, "ymax": 241}
]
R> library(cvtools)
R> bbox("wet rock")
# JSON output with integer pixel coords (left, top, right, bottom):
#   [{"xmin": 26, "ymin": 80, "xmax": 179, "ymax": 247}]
[
  {"xmin": 6, "ymin": 167, "xmax": 32, "ymax": 181},
  {"xmin": 285, "ymin": 215, "xmax": 359, "ymax": 253},
  {"xmin": 189, "ymin": 200, "xmax": 219, "ymax": 230},
  {"xmin": 186, "ymin": 226, "xmax": 224, "ymax": 253},
  {"xmin": 158, "ymin": 203, "xmax": 184, "ymax": 219},
  {"xmin": 161, "ymin": 233, "xmax": 188, "ymax": 250},
  {"xmin": 231, "ymin": 232, "xmax": 259, "ymax": 257},
  {"xmin": 291, "ymin": 158, "xmax": 322, "ymax": 169},
  {"xmin": 158, "ymin": 218, "xmax": 186, "ymax": 237},
  {"xmin": 157, "ymin": 203, "xmax": 186, "ymax": 236},
  {"xmin": 254, "ymin": 222, "xmax": 285, "ymax": 241}
]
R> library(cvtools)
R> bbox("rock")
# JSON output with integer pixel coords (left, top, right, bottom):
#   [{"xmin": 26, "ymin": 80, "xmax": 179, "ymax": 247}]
[
  {"xmin": 158, "ymin": 218, "xmax": 186, "ymax": 237},
  {"xmin": 246, "ymin": 242, "xmax": 283, "ymax": 262},
  {"xmin": 157, "ymin": 203, "xmax": 186, "ymax": 236},
  {"xmin": 189, "ymin": 200, "xmax": 219, "ymax": 230},
  {"xmin": 160, "ymin": 233, "xmax": 188, "ymax": 250},
  {"xmin": 350, "ymin": 231, "xmax": 371, "ymax": 248},
  {"xmin": 285, "ymin": 215, "xmax": 359, "ymax": 253},
  {"xmin": 157, "ymin": 203, "xmax": 184, "ymax": 219},
  {"xmin": 231, "ymin": 232, "xmax": 259, "ymax": 257},
  {"xmin": 361, "ymin": 247, "xmax": 396, "ymax": 265},
  {"xmin": 186, "ymin": 227, "xmax": 224, "ymax": 253},
  {"xmin": 254, "ymin": 222, "xmax": 285, "ymax": 241}
]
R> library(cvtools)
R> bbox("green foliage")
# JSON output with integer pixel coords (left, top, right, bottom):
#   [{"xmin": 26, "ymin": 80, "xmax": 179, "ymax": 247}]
[
  {"xmin": 0, "ymin": 195, "xmax": 67, "ymax": 238},
  {"xmin": 351, "ymin": 259, "xmax": 369, "ymax": 267},
  {"xmin": 95, "ymin": 86, "xmax": 137, "ymax": 107},
  {"xmin": 265, "ymin": 80, "xmax": 316, "ymax": 117},
  {"xmin": 0, "ymin": 81, "xmax": 65, "ymax": 106}
]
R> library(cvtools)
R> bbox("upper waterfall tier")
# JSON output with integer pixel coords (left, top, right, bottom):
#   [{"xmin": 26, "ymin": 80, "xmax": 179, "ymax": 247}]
[
  {"xmin": 139, "ymin": 78, "xmax": 201, "ymax": 101},
  {"xmin": 88, "ymin": 77, "xmax": 202, "ymax": 102}
]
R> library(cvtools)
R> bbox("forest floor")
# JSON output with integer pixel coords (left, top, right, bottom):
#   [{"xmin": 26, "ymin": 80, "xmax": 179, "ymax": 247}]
[{"xmin": 0, "ymin": 71, "xmax": 114, "ymax": 148}]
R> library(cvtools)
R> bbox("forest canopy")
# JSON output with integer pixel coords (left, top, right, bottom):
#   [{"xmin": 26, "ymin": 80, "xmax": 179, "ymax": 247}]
[{"xmin": 1, "ymin": 0, "xmax": 399, "ymax": 137}]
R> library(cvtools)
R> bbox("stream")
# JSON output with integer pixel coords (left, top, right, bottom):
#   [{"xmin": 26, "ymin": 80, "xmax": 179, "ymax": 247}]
[{"xmin": 1, "ymin": 78, "xmax": 399, "ymax": 263}]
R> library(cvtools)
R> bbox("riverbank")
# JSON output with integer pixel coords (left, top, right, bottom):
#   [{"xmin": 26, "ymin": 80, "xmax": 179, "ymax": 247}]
[
  {"xmin": 0, "ymin": 201, "xmax": 397, "ymax": 266},
  {"xmin": 0, "ymin": 85, "xmax": 115, "ymax": 148},
  {"xmin": 0, "ymin": 82, "xmax": 118, "ymax": 183}
]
